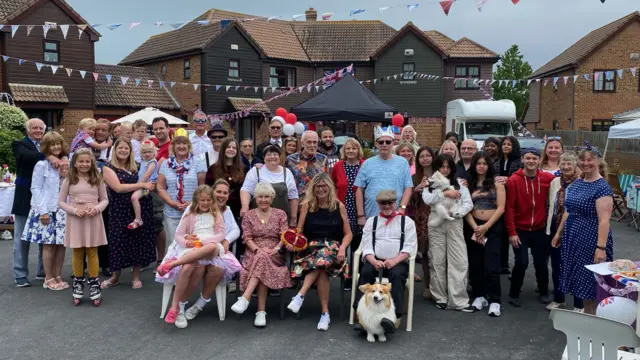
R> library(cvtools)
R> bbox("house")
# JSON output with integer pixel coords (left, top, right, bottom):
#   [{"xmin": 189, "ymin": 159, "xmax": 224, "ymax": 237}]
[
  {"xmin": 523, "ymin": 11, "xmax": 640, "ymax": 132},
  {"xmin": 121, "ymin": 8, "xmax": 499, "ymax": 146},
  {"xmin": 0, "ymin": 0, "xmax": 99, "ymax": 134}
]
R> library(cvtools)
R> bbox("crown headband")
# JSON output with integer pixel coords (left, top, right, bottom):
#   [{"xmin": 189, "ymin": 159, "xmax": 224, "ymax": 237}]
[
  {"xmin": 374, "ymin": 126, "xmax": 395, "ymax": 141},
  {"xmin": 582, "ymin": 140, "xmax": 601, "ymax": 158}
]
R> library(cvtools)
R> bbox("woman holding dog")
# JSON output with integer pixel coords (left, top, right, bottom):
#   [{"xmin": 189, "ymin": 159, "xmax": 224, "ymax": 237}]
[
  {"xmin": 422, "ymin": 154, "xmax": 475, "ymax": 312},
  {"xmin": 287, "ymin": 173, "xmax": 352, "ymax": 331},
  {"xmin": 465, "ymin": 152, "xmax": 506, "ymax": 317}
]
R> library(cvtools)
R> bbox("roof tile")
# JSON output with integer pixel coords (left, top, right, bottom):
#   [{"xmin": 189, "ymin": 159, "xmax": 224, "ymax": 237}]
[
  {"xmin": 9, "ymin": 83, "xmax": 69, "ymax": 103},
  {"xmin": 531, "ymin": 12, "xmax": 640, "ymax": 78},
  {"xmin": 423, "ymin": 30, "xmax": 455, "ymax": 53},
  {"xmin": 228, "ymin": 97, "xmax": 271, "ymax": 113},
  {"xmin": 94, "ymin": 64, "xmax": 180, "ymax": 109},
  {"xmin": 447, "ymin": 37, "xmax": 497, "ymax": 58}
]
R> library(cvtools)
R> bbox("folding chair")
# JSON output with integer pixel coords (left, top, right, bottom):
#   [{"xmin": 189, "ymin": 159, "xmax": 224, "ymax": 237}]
[
  {"xmin": 610, "ymin": 173, "xmax": 630, "ymax": 221},
  {"xmin": 550, "ymin": 309, "xmax": 640, "ymax": 360}
]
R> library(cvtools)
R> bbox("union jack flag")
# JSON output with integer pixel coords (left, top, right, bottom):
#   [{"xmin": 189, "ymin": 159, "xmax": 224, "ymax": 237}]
[
  {"xmin": 600, "ymin": 297, "xmax": 615, "ymax": 306},
  {"xmin": 322, "ymin": 66, "xmax": 356, "ymax": 87}
]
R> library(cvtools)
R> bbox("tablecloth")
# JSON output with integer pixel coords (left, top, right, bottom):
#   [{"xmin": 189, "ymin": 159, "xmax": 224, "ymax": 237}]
[{"xmin": 0, "ymin": 186, "xmax": 15, "ymax": 217}]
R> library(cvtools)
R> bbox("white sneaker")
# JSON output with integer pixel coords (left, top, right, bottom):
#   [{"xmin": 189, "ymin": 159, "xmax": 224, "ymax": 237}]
[
  {"xmin": 573, "ymin": 308, "xmax": 584, "ymax": 313},
  {"xmin": 175, "ymin": 311, "xmax": 188, "ymax": 328},
  {"xmin": 231, "ymin": 297, "xmax": 250, "ymax": 314},
  {"xmin": 185, "ymin": 303, "xmax": 204, "ymax": 320},
  {"xmin": 546, "ymin": 301, "xmax": 566, "ymax": 311},
  {"xmin": 254, "ymin": 311, "xmax": 267, "ymax": 327},
  {"xmin": 227, "ymin": 282, "xmax": 237, "ymax": 293},
  {"xmin": 287, "ymin": 294, "xmax": 304, "ymax": 313},
  {"xmin": 488, "ymin": 303, "xmax": 501, "ymax": 317},
  {"xmin": 472, "ymin": 297, "xmax": 488, "ymax": 311},
  {"xmin": 317, "ymin": 313, "xmax": 330, "ymax": 331}
]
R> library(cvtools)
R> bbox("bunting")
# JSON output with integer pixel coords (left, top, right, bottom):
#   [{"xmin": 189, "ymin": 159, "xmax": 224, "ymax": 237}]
[
  {"xmin": 321, "ymin": 13, "xmax": 334, "ymax": 20},
  {"xmin": 42, "ymin": 24, "xmax": 51, "ymax": 38},
  {"xmin": 121, "ymin": 76, "xmax": 129, "ymax": 85},
  {"xmin": 51, "ymin": 65, "xmax": 59, "ymax": 74},
  {"xmin": 66, "ymin": 68, "xmax": 73, "ymax": 77},
  {"xmin": 60, "ymin": 24, "xmax": 69, "ymax": 39},
  {"xmin": 35, "ymin": 62, "xmax": 43, "ymax": 71},
  {"xmin": 11, "ymin": 25, "xmax": 19, "ymax": 38},
  {"xmin": 439, "ymin": 0, "xmax": 454, "ymax": 15},
  {"xmin": 93, "ymin": 72, "xmax": 99, "ymax": 81},
  {"xmin": 77, "ymin": 24, "xmax": 86, "ymax": 39},
  {"xmin": 26, "ymin": 25, "xmax": 34, "ymax": 36},
  {"xmin": 106, "ymin": 74, "xmax": 112, "ymax": 83},
  {"xmin": 79, "ymin": 70, "xmax": 86, "ymax": 79}
]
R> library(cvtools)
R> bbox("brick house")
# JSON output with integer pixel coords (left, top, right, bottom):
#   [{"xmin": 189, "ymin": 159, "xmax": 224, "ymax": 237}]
[
  {"xmin": 121, "ymin": 8, "xmax": 498, "ymax": 147},
  {"xmin": 523, "ymin": 11, "xmax": 640, "ymax": 132}
]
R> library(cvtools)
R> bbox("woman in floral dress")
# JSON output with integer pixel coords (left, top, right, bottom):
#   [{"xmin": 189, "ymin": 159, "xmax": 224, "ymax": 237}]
[
  {"xmin": 231, "ymin": 182, "xmax": 291, "ymax": 327},
  {"xmin": 411, "ymin": 146, "xmax": 435, "ymax": 299}
]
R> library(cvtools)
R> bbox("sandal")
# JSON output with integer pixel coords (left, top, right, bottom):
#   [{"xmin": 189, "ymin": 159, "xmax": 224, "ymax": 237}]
[
  {"xmin": 156, "ymin": 258, "xmax": 176, "ymax": 276},
  {"xmin": 42, "ymin": 278, "xmax": 64, "ymax": 291},
  {"xmin": 100, "ymin": 278, "xmax": 120, "ymax": 289},
  {"xmin": 132, "ymin": 280, "xmax": 143, "ymax": 289},
  {"xmin": 165, "ymin": 308, "xmax": 178, "ymax": 324},
  {"xmin": 55, "ymin": 276, "xmax": 70, "ymax": 289},
  {"xmin": 127, "ymin": 219, "xmax": 143, "ymax": 230}
]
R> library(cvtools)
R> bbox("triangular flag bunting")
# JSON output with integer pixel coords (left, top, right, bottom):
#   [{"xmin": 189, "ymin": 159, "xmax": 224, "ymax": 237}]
[
  {"xmin": 379, "ymin": 6, "xmax": 390, "ymax": 13},
  {"xmin": 135, "ymin": 79, "xmax": 141, "ymax": 86},
  {"xmin": 584, "ymin": 74, "xmax": 591, "ymax": 81},
  {"xmin": 154, "ymin": 22, "xmax": 165, "ymax": 27},
  {"xmin": 129, "ymin": 22, "xmax": 142, "ymax": 30},
  {"xmin": 292, "ymin": 14, "xmax": 304, "ymax": 20},
  {"xmin": 373, "ymin": 79, "xmax": 378, "ymax": 84},
  {"xmin": 235, "ymin": 86, "xmax": 240, "ymax": 91},
  {"xmin": 197, "ymin": 20, "xmax": 209, "ymax": 26},
  {"xmin": 271, "ymin": 87, "xmax": 277, "ymax": 93},
  {"xmin": 439, "ymin": 0, "xmax": 454, "ymax": 16},
  {"xmin": 170, "ymin": 82, "xmax": 176, "ymax": 88},
  {"xmin": 631, "ymin": 68, "xmax": 637, "ymax": 77},
  {"xmin": 321, "ymin": 13, "xmax": 334, "ymax": 20},
  {"xmin": 77, "ymin": 24, "xmax": 87, "ymax": 39},
  {"xmin": 26, "ymin": 25, "xmax": 34, "ymax": 36},
  {"xmin": 60, "ymin": 24, "xmax": 69, "ymax": 39},
  {"xmin": 315, "ymin": 86, "xmax": 320, "ymax": 92},
  {"xmin": 535, "ymin": 79, "xmax": 540, "ymax": 82},
  {"xmin": 105, "ymin": 74, "xmax": 112, "ymax": 84},
  {"xmin": 512, "ymin": 80, "xmax": 517, "ymax": 87},
  {"xmin": 543, "ymin": 80, "xmax": 549, "ymax": 87},
  {"xmin": 121, "ymin": 76, "xmax": 129, "ymax": 85},
  {"xmin": 197, "ymin": 84, "xmax": 203, "ymax": 91},
  {"xmin": 527, "ymin": 79, "xmax": 532, "ymax": 86},
  {"xmin": 159, "ymin": 81, "xmax": 165, "ymax": 87},
  {"xmin": 254, "ymin": 87, "xmax": 259, "ymax": 93},
  {"xmin": 490, "ymin": 80, "xmax": 496, "ymax": 85},
  {"xmin": 616, "ymin": 69, "xmax": 624, "ymax": 80},
  {"xmin": 51, "ymin": 65, "xmax": 59, "ymax": 74},
  {"xmin": 79, "ymin": 70, "xmax": 86, "ymax": 79},
  {"xmin": 267, "ymin": 16, "xmax": 279, "ymax": 22},
  {"xmin": 349, "ymin": 9, "xmax": 365, "ymax": 16},
  {"xmin": 512, "ymin": 0, "xmax": 520, "ymax": 4},
  {"xmin": 148, "ymin": 80, "xmax": 154, "ymax": 87},
  {"xmin": 106, "ymin": 24, "xmax": 122, "ymax": 31},
  {"xmin": 170, "ymin": 21, "xmax": 185, "ymax": 29},
  {"xmin": 553, "ymin": 77, "xmax": 559, "ymax": 86},
  {"xmin": 573, "ymin": 75, "xmax": 578, "ymax": 83},
  {"xmin": 594, "ymin": 72, "xmax": 601, "ymax": 80},
  {"xmin": 407, "ymin": 4, "xmax": 419, "ymax": 12},
  {"xmin": 1, "ymin": 56, "xmax": 8, "ymax": 62},
  {"xmin": 225, "ymin": 86, "xmax": 231, "ymax": 92},
  {"xmin": 11, "ymin": 25, "xmax": 19, "ymax": 38},
  {"xmin": 476, "ymin": 0, "xmax": 487, "ymax": 12},
  {"xmin": 35, "ymin": 62, "xmax": 43, "ymax": 72},
  {"xmin": 66, "ymin": 68, "xmax": 73, "ymax": 77},
  {"xmin": 93, "ymin": 72, "xmax": 99, "ymax": 81},
  {"xmin": 563, "ymin": 76, "xmax": 568, "ymax": 85},
  {"xmin": 393, "ymin": 74, "xmax": 397, "ymax": 80}
]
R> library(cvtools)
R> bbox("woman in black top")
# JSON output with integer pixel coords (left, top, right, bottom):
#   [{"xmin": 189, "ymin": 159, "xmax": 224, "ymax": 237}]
[
  {"xmin": 494, "ymin": 136, "xmax": 522, "ymax": 179},
  {"xmin": 286, "ymin": 173, "xmax": 352, "ymax": 331}
]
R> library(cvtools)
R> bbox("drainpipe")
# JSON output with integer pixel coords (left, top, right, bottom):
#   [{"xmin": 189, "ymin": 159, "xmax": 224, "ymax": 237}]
[{"xmin": 570, "ymin": 67, "xmax": 575, "ymax": 130}]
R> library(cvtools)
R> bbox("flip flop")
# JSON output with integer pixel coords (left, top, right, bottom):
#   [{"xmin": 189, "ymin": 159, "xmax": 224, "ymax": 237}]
[
  {"xmin": 100, "ymin": 279, "xmax": 120, "ymax": 289},
  {"xmin": 132, "ymin": 280, "xmax": 143, "ymax": 289}
]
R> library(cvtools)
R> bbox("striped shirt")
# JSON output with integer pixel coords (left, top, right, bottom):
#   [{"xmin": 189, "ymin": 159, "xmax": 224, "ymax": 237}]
[{"xmin": 159, "ymin": 157, "xmax": 207, "ymax": 218}]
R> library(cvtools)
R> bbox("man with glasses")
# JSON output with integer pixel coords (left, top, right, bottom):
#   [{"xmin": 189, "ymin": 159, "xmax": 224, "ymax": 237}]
[
  {"xmin": 456, "ymin": 139, "xmax": 478, "ymax": 182},
  {"xmin": 256, "ymin": 118, "xmax": 284, "ymax": 161},
  {"xmin": 355, "ymin": 126, "xmax": 413, "ymax": 225},
  {"xmin": 189, "ymin": 110, "xmax": 213, "ymax": 158},
  {"xmin": 200, "ymin": 120, "xmax": 227, "ymax": 168},
  {"xmin": 284, "ymin": 130, "xmax": 327, "ymax": 199}
]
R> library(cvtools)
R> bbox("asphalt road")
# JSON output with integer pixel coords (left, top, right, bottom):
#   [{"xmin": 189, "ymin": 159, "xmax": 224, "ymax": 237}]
[{"xmin": 0, "ymin": 220, "xmax": 637, "ymax": 360}]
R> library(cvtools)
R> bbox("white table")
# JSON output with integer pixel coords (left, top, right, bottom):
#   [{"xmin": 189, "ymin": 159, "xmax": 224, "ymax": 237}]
[{"xmin": 0, "ymin": 185, "xmax": 15, "ymax": 217}]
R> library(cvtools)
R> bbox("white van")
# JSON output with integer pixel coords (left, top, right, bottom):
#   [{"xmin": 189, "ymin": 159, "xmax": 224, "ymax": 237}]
[{"xmin": 446, "ymin": 99, "xmax": 516, "ymax": 149}]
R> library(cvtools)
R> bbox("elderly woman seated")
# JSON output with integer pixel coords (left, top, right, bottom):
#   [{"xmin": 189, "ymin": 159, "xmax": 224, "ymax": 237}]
[
  {"xmin": 287, "ymin": 173, "xmax": 352, "ymax": 331},
  {"xmin": 231, "ymin": 182, "xmax": 292, "ymax": 327}
]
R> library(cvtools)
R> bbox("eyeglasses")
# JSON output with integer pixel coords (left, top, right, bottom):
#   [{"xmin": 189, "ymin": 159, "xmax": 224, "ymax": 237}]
[
  {"xmin": 377, "ymin": 200, "xmax": 395, "ymax": 206},
  {"xmin": 377, "ymin": 140, "xmax": 392, "ymax": 145},
  {"xmin": 194, "ymin": 118, "xmax": 207, "ymax": 124},
  {"xmin": 270, "ymin": 126, "xmax": 282, "ymax": 130},
  {"xmin": 209, "ymin": 135, "xmax": 224, "ymax": 140}
]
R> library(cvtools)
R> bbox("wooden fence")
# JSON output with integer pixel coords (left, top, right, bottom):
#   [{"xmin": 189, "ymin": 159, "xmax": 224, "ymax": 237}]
[{"xmin": 533, "ymin": 130, "xmax": 640, "ymax": 154}]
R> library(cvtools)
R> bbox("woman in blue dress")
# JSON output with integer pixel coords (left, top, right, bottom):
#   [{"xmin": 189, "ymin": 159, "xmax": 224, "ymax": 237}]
[{"xmin": 552, "ymin": 143, "xmax": 613, "ymax": 315}]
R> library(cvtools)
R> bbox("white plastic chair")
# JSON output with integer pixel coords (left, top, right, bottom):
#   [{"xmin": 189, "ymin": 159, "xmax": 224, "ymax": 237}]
[
  {"xmin": 159, "ymin": 242, "xmax": 234, "ymax": 321},
  {"xmin": 348, "ymin": 242, "xmax": 416, "ymax": 331},
  {"xmin": 550, "ymin": 309, "xmax": 640, "ymax": 360}
]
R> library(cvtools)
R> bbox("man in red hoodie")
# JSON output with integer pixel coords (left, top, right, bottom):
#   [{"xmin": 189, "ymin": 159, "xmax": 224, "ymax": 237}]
[{"xmin": 505, "ymin": 148, "xmax": 555, "ymax": 307}]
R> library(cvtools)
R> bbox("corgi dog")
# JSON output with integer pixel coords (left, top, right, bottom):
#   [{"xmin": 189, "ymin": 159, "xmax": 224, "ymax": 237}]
[
  {"xmin": 357, "ymin": 283, "xmax": 397, "ymax": 342},
  {"xmin": 427, "ymin": 171, "xmax": 462, "ymax": 227}
]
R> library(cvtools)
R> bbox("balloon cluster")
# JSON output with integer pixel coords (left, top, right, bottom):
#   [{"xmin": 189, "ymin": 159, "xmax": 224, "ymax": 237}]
[{"xmin": 274, "ymin": 107, "xmax": 305, "ymax": 136}]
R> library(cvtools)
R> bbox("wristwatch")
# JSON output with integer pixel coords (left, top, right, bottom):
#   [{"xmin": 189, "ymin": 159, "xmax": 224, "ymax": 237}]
[{"xmin": 400, "ymin": 205, "xmax": 407, "ymax": 210}]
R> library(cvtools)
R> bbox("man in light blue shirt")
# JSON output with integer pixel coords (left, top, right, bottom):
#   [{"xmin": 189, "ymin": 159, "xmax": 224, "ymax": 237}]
[{"xmin": 355, "ymin": 126, "xmax": 413, "ymax": 223}]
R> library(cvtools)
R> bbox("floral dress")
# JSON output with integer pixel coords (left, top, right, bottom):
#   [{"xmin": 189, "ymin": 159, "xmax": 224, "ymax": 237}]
[
  {"xmin": 344, "ymin": 163, "xmax": 362, "ymax": 238},
  {"xmin": 22, "ymin": 161, "xmax": 66, "ymax": 245},
  {"xmin": 239, "ymin": 208, "xmax": 292, "ymax": 290}
]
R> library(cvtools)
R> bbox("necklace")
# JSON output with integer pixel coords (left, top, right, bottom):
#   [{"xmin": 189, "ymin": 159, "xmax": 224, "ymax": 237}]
[{"xmin": 257, "ymin": 209, "xmax": 271, "ymax": 224}]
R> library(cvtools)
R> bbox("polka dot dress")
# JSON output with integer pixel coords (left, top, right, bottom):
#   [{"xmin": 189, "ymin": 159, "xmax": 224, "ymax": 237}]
[
  {"xmin": 344, "ymin": 164, "xmax": 362, "ymax": 236},
  {"xmin": 559, "ymin": 178, "xmax": 613, "ymax": 300}
]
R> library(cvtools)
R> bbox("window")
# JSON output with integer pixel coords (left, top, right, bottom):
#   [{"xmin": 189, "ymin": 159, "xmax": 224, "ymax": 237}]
[
  {"xmin": 228, "ymin": 60, "xmax": 239, "ymax": 78},
  {"xmin": 43, "ymin": 40, "xmax": 59, "ymax": 63},
  {"xmin": 593, "ymin": 70, "xmax": 616, "ymax": 92},
  {"xmin": 591, "ymin": 119, "xmax": 614, "ymax": 131},
  {"xmin": 183, "ymin": 59, "xmax": 191, "ymax": 79},
  {"xmin": 402, "ymin": 63, "xmax": 415, "ymax": 80},
  {"xmin": 454, "ymin": 65, "xmax": 480, "ymax": 89},
  {"xmin": 269, "ymin": 66, "xmax": 296, "ymax": 88}
]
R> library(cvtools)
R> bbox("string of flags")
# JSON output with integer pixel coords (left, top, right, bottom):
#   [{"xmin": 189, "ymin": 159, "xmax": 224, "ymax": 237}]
[{"xmin": 0, "ymin": 0, "xmax": 532, "ymax": 39}]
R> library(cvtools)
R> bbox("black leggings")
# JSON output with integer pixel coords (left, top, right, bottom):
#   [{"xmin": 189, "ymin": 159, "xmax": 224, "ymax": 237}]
[{"xmin": 467, "ymin": 218, "xmax": 503, "ymax": 303}]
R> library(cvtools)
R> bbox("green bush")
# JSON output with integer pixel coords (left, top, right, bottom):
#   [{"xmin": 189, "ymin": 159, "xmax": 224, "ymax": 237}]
[
  {"xmin": 0, "ymin": 103, "xmax": 28, "ymax": 132},
  {"xmin": 0, "ymin": 129, "xmax": 25, "ymax": 172}
]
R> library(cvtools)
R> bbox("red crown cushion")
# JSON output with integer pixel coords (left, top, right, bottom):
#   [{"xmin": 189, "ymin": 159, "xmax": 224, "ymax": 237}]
[{"xmin": 281, "ymin": 228, "xmax": 308, "ymax": 251}]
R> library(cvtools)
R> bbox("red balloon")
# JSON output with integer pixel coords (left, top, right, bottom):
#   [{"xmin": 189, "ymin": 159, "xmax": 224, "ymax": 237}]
[
  {"xmin": 275, "ymin": 107, "xmax": 288, "ymax": 118},
  {"xmin": 286, "ymin": 113, "xmax": 297, "ymax": 125},
  {"xmin": 392, "ymin": 114, "xmax": 404, "ymax": 127},
  {"xmin": 307, "ymin": 123, "xmax": 316, "ymax": 131}
]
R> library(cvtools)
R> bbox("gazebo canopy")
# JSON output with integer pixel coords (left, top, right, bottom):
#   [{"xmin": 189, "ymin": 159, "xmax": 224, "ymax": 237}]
[{"xmin": 113, "ymin": 107, "xmax": 188, "ymax": 125}]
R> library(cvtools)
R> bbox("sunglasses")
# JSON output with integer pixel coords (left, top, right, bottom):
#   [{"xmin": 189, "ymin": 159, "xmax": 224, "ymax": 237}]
[
  {"xmin": 209, "ymin": 135, "xmax": 224, "ymax": 140},
  {"xmin": 377, "ymin": 200, "xmax": 395, "ymax": 206},
  {"xmin": 194, "ymin": 118, "xmax": 207, "ymax": 124},
  {"xmin": 270, "ymin": 126, "xmax": 282, "ymax": 130},
  {"xmin": 377, "ymin": 140, "xmax": 392, "ymax": 145}
]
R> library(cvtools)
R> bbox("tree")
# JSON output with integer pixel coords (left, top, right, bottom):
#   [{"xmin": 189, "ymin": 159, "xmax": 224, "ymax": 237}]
[
  {"xmin": 492, "ymin": 45, "xmax": 533, "ymax": 119},
  {"xmin": 0, "ymin": 104, "xmax": 28, "ymax": 171}
]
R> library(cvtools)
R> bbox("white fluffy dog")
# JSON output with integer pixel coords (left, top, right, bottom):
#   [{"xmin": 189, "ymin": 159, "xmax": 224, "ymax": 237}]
[
  {"xmin": 427, "ymin": 171, "xmax": 462, "ymax": 227},
  {"xmin": 357, "ymin": 283, "xmax": 397, "ymax": 343}
]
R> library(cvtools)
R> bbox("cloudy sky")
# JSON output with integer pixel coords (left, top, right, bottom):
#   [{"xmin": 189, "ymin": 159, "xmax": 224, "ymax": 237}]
[{"xmin": 67, "ymin": 0, "xmax": 638, "ymax": 71}]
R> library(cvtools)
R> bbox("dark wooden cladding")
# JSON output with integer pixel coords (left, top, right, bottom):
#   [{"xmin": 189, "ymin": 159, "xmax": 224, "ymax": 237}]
[
  {"xmin": 202, "ymin": 27, "xmax": 262, "ymax": 114},
  {"xmin": 4, "ymin": 0, "xmax": 95, "ymax": 109},
  {"xmin": 442, "ymin": 60, "xmax": 494, "ymax": 115},
  {"xmin": 262, "ymin": 62, "xmax": 314, "ymax": 111}
]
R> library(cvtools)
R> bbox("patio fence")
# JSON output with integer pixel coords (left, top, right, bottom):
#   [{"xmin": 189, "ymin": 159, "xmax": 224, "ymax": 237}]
[{"xmin": 533, "ymin": 130, "xmax": 640, "ymax": 154}]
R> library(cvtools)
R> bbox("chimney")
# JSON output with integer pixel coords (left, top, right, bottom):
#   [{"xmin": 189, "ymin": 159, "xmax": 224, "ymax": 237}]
[{"xmin": 305, "ymin": 7, "xmax": 317, "ymax": 21}]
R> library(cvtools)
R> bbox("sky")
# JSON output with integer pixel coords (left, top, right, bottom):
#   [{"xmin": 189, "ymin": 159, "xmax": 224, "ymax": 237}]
[{"xmin": 66, "ymin": 0, "xmax": 640, "ymax": 71}]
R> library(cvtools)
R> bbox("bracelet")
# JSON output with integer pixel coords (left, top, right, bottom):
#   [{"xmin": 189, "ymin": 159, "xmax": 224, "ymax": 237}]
[
  {"xmin": 357, "ymin": 215, "xmax": 365, "ymax": 218},
  {"xmin": 596, "ymin": 245, "xmax": 606, "ymax": 251}
]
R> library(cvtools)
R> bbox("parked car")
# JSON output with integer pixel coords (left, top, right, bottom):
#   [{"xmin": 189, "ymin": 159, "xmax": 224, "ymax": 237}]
[
  {"xmin": 516, "ymin": 137, "xmax": 546, "ymax": 155},
  {"xmin": 334, "ymin": 133, "xmax": 370, "ymax": 149}
]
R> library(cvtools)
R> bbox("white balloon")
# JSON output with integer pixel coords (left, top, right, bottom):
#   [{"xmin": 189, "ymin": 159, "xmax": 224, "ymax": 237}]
[
  {"xmin": 283, "ymin": 123, "xmax": 295, "ymax": 136},
  {"xmin": 271, "ymin": 116, "xmax": 285, "ymax": 126},
  {"xmin": 294, "ymin": 122, "xmax": 305, "ymax": 135},
  {"xmin": 596, "ymin": 296, "xmax": 637, "ymax": 325}
]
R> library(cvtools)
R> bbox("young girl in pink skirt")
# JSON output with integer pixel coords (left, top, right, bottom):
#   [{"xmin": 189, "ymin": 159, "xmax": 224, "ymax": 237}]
[{"xmin": 156, "ymin": 185, "xmax": 240, "ymax": 328}]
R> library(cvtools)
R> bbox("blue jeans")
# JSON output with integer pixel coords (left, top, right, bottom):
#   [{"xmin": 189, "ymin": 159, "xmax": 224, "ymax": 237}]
[{"xmin": 12, "ymin": 215, "xmax": 44, "ymax": 282}]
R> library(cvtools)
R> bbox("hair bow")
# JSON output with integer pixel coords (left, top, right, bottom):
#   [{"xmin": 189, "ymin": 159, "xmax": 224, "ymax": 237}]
[{"xmin": 582, "ymin": 140, "xmax": 601, "ymax": 157}]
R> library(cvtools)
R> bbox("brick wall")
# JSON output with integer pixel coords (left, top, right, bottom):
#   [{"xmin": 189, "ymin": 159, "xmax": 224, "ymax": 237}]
[
  {"xmin": 58, "ymin": 109, "xmax": 95, "ymax": 143},
  {"xmin": 146, "ymin": 55, "xmax": 202, "ymax": 123},
  {"xmin": 409, "ymin": 117, "xmax": 445, "ymax": 148},
  {"xmin": 539, "ymin": 69, "xmax": 574, "ymax": 130},
  {"xmin": 573, "ymin": 21, "xmax": 640, "ymax": 131}
]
